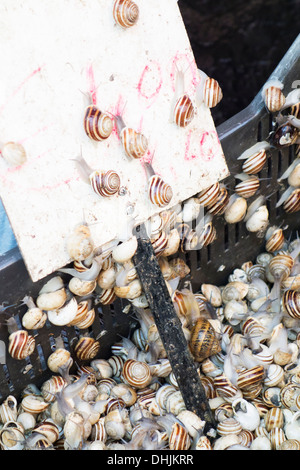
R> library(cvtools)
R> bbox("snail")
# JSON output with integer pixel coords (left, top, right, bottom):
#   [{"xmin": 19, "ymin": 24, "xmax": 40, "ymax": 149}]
[
  {"xmin": 115, "ymin": 114, "xmax": 148, "ymax": 159},
  {"xmin": 83, "ymin": 104, "xmax": 113, "ymax": 142},
  {"xmin": 206, "ymin": 185, "xmax": 229, "ymax": 216},
  {"xmin": 224, "ymin": 194, "xmax": 248, "ymax": 224},
  {"xmin": 66, "ymin": 224, "xmax": 94, "ymax": 262},
  {"xmin": 8, "ymin": 329, "xmax": 35, "ymax": 360},
  {"xmin": 240, "ymin": 149, "xmax": 268, "ymax": 175},
  {"xmin": 234, "ymin": 174, "xmax": 260, "ymax": 199},
  {"xmin": 144, "ymin": 162, "xmax": 173, "ymax": 208},
  {"xmin": 171, "ymin": 66, "xmax": 195, "ymax": 128},
  {"xmin": 189, "ymin": 317, "xmax": 221, "ymax": 362},
  {"xmin": 72, "ymin": 154, "xmax": 121, "ymax": 198},
  {"xmin": 113, "ymin": 0, "xmax": 139, "ymax": 29},
  {"xmin": 278, "ymin": 157, "xmax": 300, "ymax": 188},
  {"xmin": 197, "ymin": 182, "xmax": 221, "ymax": 207},
  {"xmin": 269, "ymin": 121, "xmax": 299, "ymax": 148},
  {"xmin": 276, "ymin": 186, "xmax": 300, "ymax": 213},
  {"xmin": 244, "ymin": 195, "xmax": 269, "ymax": 234},
  {"xmin": 0, "ymin": 141, "xmax": 27, "ymax": 166},
  {"xmin": 196, "ymin": 69, "xmax": 223, "ymax": 108},
  {"xmin": 265, "ymin": 226, "xmax": 285, "ymax": 253},
  {"xmin": 261, "ymin": 79, "xmax": 286, "ymax": 113}
]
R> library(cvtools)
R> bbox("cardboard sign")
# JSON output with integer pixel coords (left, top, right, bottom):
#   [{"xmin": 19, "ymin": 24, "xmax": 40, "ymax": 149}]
[{"xmin": 0, "ymin": 0, "xmax": 229, "ymax": 281}]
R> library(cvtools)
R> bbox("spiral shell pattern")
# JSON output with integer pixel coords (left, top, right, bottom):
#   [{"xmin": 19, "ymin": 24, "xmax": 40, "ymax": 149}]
[
  {"xmin": 197, "ymin": 182, "xmax": 220, "ymax": 206},
  {"xmin": 198, "ymin": 221, "xmax": 217, "ymax": 248},
  {"xmin": 283, "ymin": 188, "xmax": 300, "ymax": 213},
  {"xmin": 74, "ymin": 337, "xmax": 100, "ymax": 361},
  {"xmin": 242, "ymin": 150, "xmax": 267, "ymax": 174},
  {"xmin": 121, "ymin": 127, "xmax": 148, "ymax": 159},
  {"xmin": 8, "ymin": 330, "xmax": 35, "ymax": 360},
  {"xmin": 84, "ymin": 105, "xmax": 113, "ymax": 141},
  {"xmin": 269, "ymin": 253, "xmax": 294, "ymax": 280},
  {"xmin": 148, "ymin": 175, "xmax": 173, "ymax": 208},
  {"xmin": 236, "ymin": 365, "xmax": 265, "ymax": 389},
  {"xmin": 282, "ymin": 289, "xmax": 300, "ymax": 319},
  {"xmin": 207, "ymin": 186, "xmax": 229, "ymax": 215},
  {"xmin": 90, "ymin": 170, "xmax": 120, "ymax": 197},
  {"xmin": 203, "ymin": 78, "xmax": 223, "ymax": 108},
  {"xmin": 121, "ymin": 359, "xmax": 152, "ymax": 389},
  {"xmin": 41, "ymin": 375, "xmax": 67, "ymax": 403},
  {"xmin": 189, "ymin": 318, "xmax": 221, "ymax": 362},
  {"xmin": 173, "ymin": 94, "xmax": 195, "ymax": 128},
  {"xmin": 234, "ymin": 176, "xmax": 260, "ymax": 198},
  {"xmin": 265, "ymin": 228, "xmax": 285, "ymax": 252},
  {"xmin": 264, "ymin": 86, "xmax": 286, "ymax": 113},
  {"xmin": 169, "ymin": 423, "xmax": 191, "ymax": 450},
  {"xmin": 113, "ymin": 0, "xmax": 139, "ymax": 28}
]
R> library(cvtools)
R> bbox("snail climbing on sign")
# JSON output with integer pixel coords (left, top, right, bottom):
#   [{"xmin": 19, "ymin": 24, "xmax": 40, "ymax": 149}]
[
  {"xmin": 113, "ymin": 0, "xmax": 140, "ymax": 29},
  {"xmin": 143, "ymin": 162, "xmax": 173, "ymax": 208},
  {"xmin": 83, "ymin": 104, "xmax": 113, "ymax": 142},
  {"xmin": 171, "ymin": 66, "xmax": 195, "ymax": 128},
  {"xmin": 114, "ymin": 114, "xmax": 148, "ymax": 159}
]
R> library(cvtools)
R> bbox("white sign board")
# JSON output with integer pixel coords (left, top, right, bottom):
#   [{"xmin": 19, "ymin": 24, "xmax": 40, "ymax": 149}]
[{"xmin": 0, "ymin": 0, "xmax": 229, "ymax": 281}]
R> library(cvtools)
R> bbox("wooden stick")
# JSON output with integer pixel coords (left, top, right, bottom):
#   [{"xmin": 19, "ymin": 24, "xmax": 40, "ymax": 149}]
[{"xmin": 132, "ymin": 224, "xmax": 216, "ymax": 434}]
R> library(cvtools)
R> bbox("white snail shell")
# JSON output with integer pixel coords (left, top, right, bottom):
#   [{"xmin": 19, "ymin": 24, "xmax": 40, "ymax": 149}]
[
  {"xmin": 90, "ymin": 170, "xmax": 121, "ymax": 197},
  {"xmin": 67, "ymin": 224, "xmax": 94, "ymax": 262},
  {"xmin": 47, "ymin": 297, "xmax": 78, "ymax": 326},
  {"xmin": 1, "ymin": 142, "xmax": 27, "ymax": 166},
  {"xmin": 113, "ymin": 0, "xmax": 139, "ymax": 28},
  {"xmin": 224, "ymin": 194, "xmax": 247, "ymax": 224}
]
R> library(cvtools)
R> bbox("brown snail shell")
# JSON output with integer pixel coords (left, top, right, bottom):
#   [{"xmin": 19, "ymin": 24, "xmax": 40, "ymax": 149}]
[
  {"xmin": 173, "ymin": 94, "xmax": 195, "ymax": 128},
  {"xmin": 8, "ymin": 330, "xmax": 35, "ymax": 360},
  {"xmin": 236, "ymin": 366, "xmax": 265, "ymax": 390},
  {"xmin": 121, "ymin": 359, "xmax": 152, "ymax": 389},
  {"xmin": 206, "ymin": 186, "xmax": 229, "ymax": 215},
  {"xmin": 189, "ymin": 318, "xmax": 221, "ymax": 362},
  {"xmin": 282, "ymin": 289, "xmax": 300, "ymax": 319},
  {"xmin": 203, "ymin": 77, "xmax": 223, "ymax": 108},
  {"xmin": 270, "ymin": 122, "xmax": 299, "ymax": 148},
  {"xmin": 265, "ymin": 227, "xmax": 285, "ymax": 253},
  {"xmin": 74, "ymin": 337, "xmax": 100, "ymax": 361},
  {"xmin": 83, "ymin": 105, "xmax": 113, "ymax": 141},
  {"xmin": 242, "ymin": 150, "xmax": 267, "ymax": 175},
  {"xmin": 234, "ymin": 175, "xmax": 260, "ymax": 199},
  {"xmin": 113, "ymin": 0, "xmax": 139, "ymax": 28},
  {"xmin": 269, "ymin": 253, "xmax": 294, "ymax": 281},
  {"xmin": 169, "ymin": 422, "xmax": 191, "ymax": 450},
  {"xmin": 90, "ymin": 170, "xmax": 121, "ymax": 197},
  {"xmin": 148, "ymin": 174, "xmax": 173, "ymax": 208},
  {"xmin": 263, "ymin": 85, "xmax": 286, "ymax": 113},
  {"xmin": 283, "ymin": 188, "xmax": 300, "ymax": 213},
  {"xmin": 197, "ymin": 182, "xmax": 220, "ymax": 207}
]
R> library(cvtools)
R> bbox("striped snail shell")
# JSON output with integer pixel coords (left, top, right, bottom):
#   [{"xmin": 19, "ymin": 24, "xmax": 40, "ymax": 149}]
[
  {"xmin": 74, "ymin": 337, "xmax": 100, "ymax": 361},
  {"xmin": 189, "ymin": 318, "xmax": 221, "ymax": 362},
  {"xmin": 90, "ymin": 170, "xmax": 121, "ymax": 197},
  {"xmin": 177, "ymin": 223, "xmax": 198, "ymax": 252},
  {"xmin": 41, "ymin": 375, "xmax": 67, "ymax": 403},
  {"xmin": 264, "ymin": 407, "xmax": 284, "ymax": 432},
  {"xmin": 241, "ymin": 149, "xmax": 267, "ymax": 175},
  {"xmin": 234, "ymin": 174, "xmax": 260, "ymax": 199},
  {"xmin": 197, "ymin": 220, "xmax": 217, "ymax": 249},
  {"xmin": 121, "ymin": 359, "xmax": 152, "ymax": 389},
  {"xmin": 196, "ymin": 69, "xmax": 223, "ymax": 108},
  {"xmin": 1, "ymin": 142, "xmax": 27, "ymax": 166},
  {"xmin": 147, "ymin": 172, "xmax": 173, "ymax": 208},
  {"xmin": 197, "ymin": 182, "xmax": 220, "ymax": 206},
  {"xmin": 236, "ymin": 365, "xmax": 265, "ymax": 390},
  {"xmin": 268, "ymin": 252, "xmax": 294, "ymax": 281},
  {"xmin": 283, "ymin": 188, "xmax": 300, "ymax": 213},
  {"xmin": 173, "ymin": 94, "xmax": 195, "ymax": 128},
  {"xmin": 213, "ymin": 374, "xmax": 242, "ymax": 402},
  {"xmin": 84, "ymin": 105, "xmax": 113, "ymax": 141},
  {"xmin": 169, "ymin": 423, "xmax": 191, "ymax": 450},
  {"xmin": 217, "ymin": 417, "xmax": 242, "ymax": 436},
  {"xmin": 113, "ymin": 0, "xmax": 139, "ymax": 28},
  {"xmin": 8, "ymin": 330, "xmax": 35, "ymax": 360},
  {"xmin": 115, "ymin": 115, "xmax": 148, "ymax": 159},
  {"xmin": 262, "ymin": 80, "xmax": 286, "ymax": 113},
  {"xmin": 265, "ymin": 226, "xmax": 285, "ymax": 253},
  {"xmin": 282, "ymin": 289, "xmax": 300, "ymax": 319},
  {"xmin": 151, "ymin": 231, "xmax": 168, "ymax": 256},
  {"xmin": 207, "ymin": 186, "xmax": 229, "ymax": 215},
  {"xmin": 97, "ymin": 287, "xmax": 117, "ymax": 305}
]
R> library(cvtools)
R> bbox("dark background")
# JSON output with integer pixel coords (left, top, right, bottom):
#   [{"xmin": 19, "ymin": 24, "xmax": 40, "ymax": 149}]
[{"xmin": 178, "ymin": 0, "xmax": 300, "ymax": 126}]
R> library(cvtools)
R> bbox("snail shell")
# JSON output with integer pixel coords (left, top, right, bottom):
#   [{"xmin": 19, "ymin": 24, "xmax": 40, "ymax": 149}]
[
  {"xmin": 117, "ymin": 121, "xmax": 148, "ymax": 160},
  {"xmin": 270, "ymin": 122, "xmax": 299, "ymax": 148},
  {"xmin": 282, "ymin": 289, "xmax": 300, "ymax": 319},
  {"xmin": 279, "ymin": 439, "xmax": 300, "ymax": 450},
  {"xmin": 148, "ymin": 174, "xmax": 173, "ymax": 208},
  {"xmin": 177, "ymin": 223, "xmax": 198, "ymax": 252},
  {"xmin": 234, "ymin": 174, "xmax": 260, "ymax": 199},
  {"xmin": 47, "ymin": 348, "xmax": 72, "ymax": 373},
  {"xmin": 265, "ymin": 226, "xmax": 285, "ymax": 253},
  {"xmin": 173, "ymin": 94, "xmax": 195, "ymax": 128},
  {"xmin": 47, "ymin": 297, "xmax": 78, "ymax": 326},
  {"xmin": 1, "ymin": 142, "xmax": 27, "ymax": 166},
  {"xmin": 189, "ymin": 318, "xmax": 221, "ymax": 362},
  {"xmin": 83, "ymin": 105, "xmax": 113, "ymax": 141},
  {"xmin": 203, "ymin": 77, "xmax": 223, "ymax": 108},
  {"xmin": 213, "ymin": 374, "xmax": 242, "ymax": 402},
  {"xmin": 22, "ymin": 306, "xmax": 47, "ymax": 330},
  {"xmin": 269, "ymin": 253, "xmax": 294, "ymax": 281},
  {"xmin": 74, "ymin": 337, "xmax": 100, "ymax": 361},
  {"xmin": 121, "ymin": 359, "xmax": 152, "ymax": 389},
  {"xmin": 224, "ymin": 195, "xmax": 247, "ymax": 224},
  {"xmin": 264, "ymin": 407, "xmax": 284, "ymax": 432},
  {"xmin": 169, "ymin": 422, "xmax": 191, "ymax": 450},
  {"xmin": 0, "ymin": 422, "xmax": 25, "ymax": 450},
  {"xmin": 217, "ymin": 417, "xmax": 242, "ymax": 436},
  {"xmin": 36, "ymin": 276, "xmax": 67, "ymax": 311},
  {"xmin": 113, "ymin": 0, "xmax": 139, "ymax": 28},
  {"xmin": 8, "ymin": 330, "xmax": 35, "ymax": 360},
  {"xmin": 33, "ymin": 420, "xmax": 60, "ymax": 444},
  {"xmin": 67, "ymin": 224, "xmax": 94, "ymax": 262},
  {"xmin": 206, "ymin": 186, "xmax": 229, "ymax": 215},
  {"xmin": 283, "ymin": 188, "xmax": 300, "ymax": 213},
  {"xmin": 90, "ymin": 170, "xmax": 121, "ymax": 197},
  {"xmin": 263, "ymin": 82, "xmax": 286, "ymax": 113},
  {"xmin": 197, "ymin": 220, "xmax": 217, "ymax": 249},
  {"xmin": 0, "ymin": 396, "xmax": 18, "ymax": 423},
  {"xmin": 197, "ymin": 182, "xmax": 220, "ymax": 207},
  {"xmin": 41, "ymin": 375, "xmax": 67, "ymax": 403},
  {"xmin": 241, "ymin": 149, "xmax": 267, "ymax": 174},
  {"xmin": 236, "ymin": 366, "xmax": 265, "ymax": 390},
  {"xmin": 21, "ymin": 395, "xmax": 50, "ymax": 414},
  {"xmin": 97, "ymin": 287, "xmax": 117, "ymax": 305}
]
